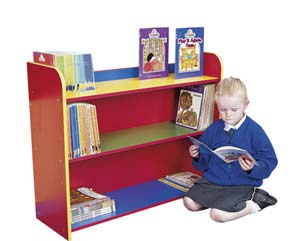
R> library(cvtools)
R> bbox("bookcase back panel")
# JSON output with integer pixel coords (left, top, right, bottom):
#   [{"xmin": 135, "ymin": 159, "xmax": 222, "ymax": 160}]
[
  {"xmin": 92, "ymin": 52, "xmax": 221, "ymax": 82},
  {"xmin": 69, "ymin": 139, "xmax": 196, "ymax": 193},
  {"xmin": 88, "ymin": 88, "xmax": 179, "ymax": 133}
]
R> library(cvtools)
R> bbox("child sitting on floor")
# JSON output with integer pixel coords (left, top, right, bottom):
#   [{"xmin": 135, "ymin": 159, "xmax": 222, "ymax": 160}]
[{"xmin": 183, "ymin": 77, "xmax": 278, "ymax": 222}]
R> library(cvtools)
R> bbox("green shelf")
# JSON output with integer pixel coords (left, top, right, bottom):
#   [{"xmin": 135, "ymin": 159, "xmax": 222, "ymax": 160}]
[{"xmin": 101, "ymin": 122, "xmax": 198, "ymax": 153}]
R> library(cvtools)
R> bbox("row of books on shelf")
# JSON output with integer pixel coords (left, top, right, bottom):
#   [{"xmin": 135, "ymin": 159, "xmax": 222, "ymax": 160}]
[
  {"xmin": 33, "ymin": 51, "xmax": 95, "ymax": 93},
  {"xmin": 32, "ymin": 26, "xmax": 205, "ymax": 94},
  {"xmin": 70, "ymin": 187, "xmax": 115, "ymax": 224},
  {"xmin": 67, "ymin": 103, "xmax": 101, "ymax": 159}
]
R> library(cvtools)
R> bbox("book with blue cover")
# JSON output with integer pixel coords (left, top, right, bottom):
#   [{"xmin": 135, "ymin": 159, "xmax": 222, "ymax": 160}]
[
  {"xmin": 139, "ymin": 27, "xmax": 169, "ymax": 80},
  {"xmin": 175, "ymin": 27, "xmax": 204, "ymax": 79}
]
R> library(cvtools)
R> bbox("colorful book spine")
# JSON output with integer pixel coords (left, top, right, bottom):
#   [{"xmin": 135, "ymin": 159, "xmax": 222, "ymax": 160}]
[
  {"xmin": 139, "ymin": 27, "xmax": 169, "ymax": 80},
  {"xmin": 198, "ymin": 84, "xmax": 215, "ymax": 130},
  {"xmin": 33, "ymin": 51, "xmax": 95, "ymax": 93},
  {"xmin": 175, "ymin": 27, "xmax": 204, "ymax": 79},
  {"xmin": 67, "ymin": 103, "xmax": 101, "ymax": 159}
]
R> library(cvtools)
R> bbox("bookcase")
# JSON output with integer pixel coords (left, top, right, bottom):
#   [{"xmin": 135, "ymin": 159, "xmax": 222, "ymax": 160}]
[{"xmin": 27, "ymin": 52, "xmax": 222, "ymax": 240}]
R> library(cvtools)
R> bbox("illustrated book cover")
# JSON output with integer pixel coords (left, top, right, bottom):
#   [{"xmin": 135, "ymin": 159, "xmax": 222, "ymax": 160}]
[
  {"xmin": 175, "ymin": 85, "xmax": 204, "ymax": 130},
  {"xmin": 139, "ymin": 27, "xmax": 169, "ymax": 80},
  {"xmin": 175, "ymin": 27, "xmax": 204, "ymax": 79},
  {"xmin": 188, "ymin": 136, "xmax": 258, "ymax": 165}
]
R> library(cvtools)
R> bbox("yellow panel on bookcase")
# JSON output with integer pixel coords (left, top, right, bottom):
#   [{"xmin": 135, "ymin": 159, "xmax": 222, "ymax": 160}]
[{"xmin": 66, "ymin": 74, "xmax": 218, "ymax": 100}]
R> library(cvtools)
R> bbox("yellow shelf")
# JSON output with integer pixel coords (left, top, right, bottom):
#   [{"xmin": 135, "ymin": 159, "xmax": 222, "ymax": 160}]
[{"xmin": 66, "ymin": 74, "xmax": 218, "ymax": 100}]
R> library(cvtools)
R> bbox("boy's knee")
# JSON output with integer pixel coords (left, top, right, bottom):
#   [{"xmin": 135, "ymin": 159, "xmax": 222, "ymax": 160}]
[{"xmin": 183, "ymin": 196, "xmax": 201, "ymax": 211}]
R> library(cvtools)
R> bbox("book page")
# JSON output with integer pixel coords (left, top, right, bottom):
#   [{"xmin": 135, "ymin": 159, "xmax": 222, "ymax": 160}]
[
  {"xmin": 187, "ymin": 136, "xmax": 258, "ymax": 165},
  {"xmin": 214, "ymin": 146, "xmax": 258, "ymax": 165}
]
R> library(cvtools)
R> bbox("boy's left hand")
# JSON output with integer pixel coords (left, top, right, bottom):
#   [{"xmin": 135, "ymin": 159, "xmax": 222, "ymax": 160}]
[{"xmin": 238, "ymin": 156, "xmax": 255, "ymax": 171}]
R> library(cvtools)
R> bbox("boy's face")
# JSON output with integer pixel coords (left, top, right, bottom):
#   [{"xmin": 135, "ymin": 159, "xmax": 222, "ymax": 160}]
[{"xmin": 216, "ymin": 94, "xmax": 248, "ymax": 126}]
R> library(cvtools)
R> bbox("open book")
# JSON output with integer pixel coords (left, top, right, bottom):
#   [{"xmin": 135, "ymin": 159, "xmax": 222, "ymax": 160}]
[{"xmin": 188, "ymin": 136, "xmax": 258, "ymax": 166}]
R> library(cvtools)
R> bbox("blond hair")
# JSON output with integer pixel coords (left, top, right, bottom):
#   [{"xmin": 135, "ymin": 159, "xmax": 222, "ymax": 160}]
[{"xmin": 215, "ymin": 77, "xmax": 248, "ymax": 102}]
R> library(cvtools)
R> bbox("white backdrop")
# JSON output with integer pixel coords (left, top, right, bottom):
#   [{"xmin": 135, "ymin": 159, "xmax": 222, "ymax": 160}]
[{"xmin": 1, "ymin": 0, "xmax": 299, "ymax": 240}]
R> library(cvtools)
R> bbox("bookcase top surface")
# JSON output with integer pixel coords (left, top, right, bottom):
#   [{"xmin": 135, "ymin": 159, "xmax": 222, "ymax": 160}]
[{"xmin": 66, "ymin": 74, "xmax": 218, "ymax": 101}]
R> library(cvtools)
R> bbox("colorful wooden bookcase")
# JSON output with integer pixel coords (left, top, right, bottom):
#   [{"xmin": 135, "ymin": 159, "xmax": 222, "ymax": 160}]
[{"xmin": 27, "ymin": 52, "xmax": 222, "ymax": 240}]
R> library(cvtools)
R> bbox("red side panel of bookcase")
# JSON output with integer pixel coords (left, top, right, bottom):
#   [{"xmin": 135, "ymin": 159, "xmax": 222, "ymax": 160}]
[
  {"xmin": 27, "ymin": 63, "xmax": 70, "ymax": 240},
  {"xmin": 203, "ymin": 52, "xmax": 222, "ymax": 78}
]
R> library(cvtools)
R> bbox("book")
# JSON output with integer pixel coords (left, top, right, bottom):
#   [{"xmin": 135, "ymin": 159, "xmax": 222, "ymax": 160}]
[
  {"xmin": 176, "ymin": 85, "xmax": 204, "ymax": 130},
  {"xmin": 33, "ymin": 51, "xmax": 95, "ymax": 93},
  {"xmin": 165, "ymin": 171, "xmax": 202, "ymax": 188},
  {"xmin": 67, "ymin": 103, "xmax": 101, "ymax": 159},
  {"xmin": 197, "ymin": 84, "xmax": 215, "ymax": 130},
  {"xmin": 188, "ymin": 136, "xmax": 258, "ymax": 165},
  {"xmin": 139, "ymin": 27, "xmax": 169, "ymax": 80},
  {"xmin": 70, "ymin": 187, "xmax": 116, "ymax": 224},
  {"xmin": 175, "ymin": 27, "xmax": 204, "ymax": 79}
]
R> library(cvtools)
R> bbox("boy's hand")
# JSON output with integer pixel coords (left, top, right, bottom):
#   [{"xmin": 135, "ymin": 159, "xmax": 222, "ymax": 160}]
[
  {"xmin": 189, "ymin": 145, "xmax": 199, "ymax": 158},
  {"xmin": 238, "ymin": 156, "xmax": 255, "ymax": 171}
]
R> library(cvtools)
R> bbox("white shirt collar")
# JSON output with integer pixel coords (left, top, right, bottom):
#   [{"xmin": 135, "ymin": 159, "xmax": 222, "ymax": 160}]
[{"xmin": 224, "ymin": 114, "xmax": 247, "ymax": 131}]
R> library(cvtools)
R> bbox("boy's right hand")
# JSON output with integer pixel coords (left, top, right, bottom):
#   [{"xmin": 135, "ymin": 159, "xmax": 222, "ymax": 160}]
[{"xmin": 189, "ymin": 145, "xmax": 199, "ymax": 158}]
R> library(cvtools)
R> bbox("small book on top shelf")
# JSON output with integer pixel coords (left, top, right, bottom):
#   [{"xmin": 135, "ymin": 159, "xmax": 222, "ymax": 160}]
[
  {"xmin": 70, "ymin": 187, "xmax": 116, "ymax": 224},
  {"xmin": 175, "ymin": 85, "xmax": 204, "ymax": 130},
  {"xmin": 159, "ymin": 171, "xmax": 202, "ymax": 191},
  {"xmin": 175, "ymin": 27, "xmax": 204, "ymax": 79},
  {"xmin": 139, "ymin": 27, "xmax": 169, "ymax": 80},
  {"xmin": 33, "ymin": 51, "xmax": 95, "ymax": 93},
  {"xmin": 188, "ymin": 136, "xmax": 259, "ymax": 166}
]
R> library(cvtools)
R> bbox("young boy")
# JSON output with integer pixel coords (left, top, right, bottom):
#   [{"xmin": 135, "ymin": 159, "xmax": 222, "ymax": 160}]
[{"xmin": 183, "ymin": 77, "xmax": 278, "ymax": 222}]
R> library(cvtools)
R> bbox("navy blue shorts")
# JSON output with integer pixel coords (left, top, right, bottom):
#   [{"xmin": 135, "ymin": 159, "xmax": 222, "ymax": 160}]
[{"xmin": 185, "ymin": 177, "xmax": 255, "ymax": 212}]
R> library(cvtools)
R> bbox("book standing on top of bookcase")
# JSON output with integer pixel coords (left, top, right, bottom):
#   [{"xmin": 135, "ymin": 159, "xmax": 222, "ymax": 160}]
[
  {"xmin": 175, "ymin": 27, "xmax": 204, "ymax": 79},
  {"xmin": 27, "ymin": 52, "xmax": 222, "ymax": 241},
  {"xmin": 139, "ymin": 27, "xmax": 169, "ymax": 80},
  {"xmin": 33, "ymin": 51, "xmax": 96, "ymax": 92}
]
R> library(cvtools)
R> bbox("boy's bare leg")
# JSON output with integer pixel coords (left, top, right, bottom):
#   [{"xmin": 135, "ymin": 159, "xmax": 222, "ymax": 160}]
[
  {"xmin": 183, "ymin": 196, "xmax": 207, "ymax": 211},
  {"xmin": 209, "ymin": 200, "xmax": 255, "ymax": 222}
]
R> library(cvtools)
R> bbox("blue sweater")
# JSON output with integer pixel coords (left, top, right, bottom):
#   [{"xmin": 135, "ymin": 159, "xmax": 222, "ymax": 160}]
[{"xmin": 193, "ymin": 116, "xmax": 278, "ymax": 186}]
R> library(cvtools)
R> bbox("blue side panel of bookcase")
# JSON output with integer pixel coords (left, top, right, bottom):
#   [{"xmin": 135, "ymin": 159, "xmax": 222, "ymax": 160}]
[
  {"xmin": 71, "ymin": 180, "xmax": 185, "ymax": 229},
  {"xmin": 94, "ymin": 64, "xmax": 175, "ymax": 82}
]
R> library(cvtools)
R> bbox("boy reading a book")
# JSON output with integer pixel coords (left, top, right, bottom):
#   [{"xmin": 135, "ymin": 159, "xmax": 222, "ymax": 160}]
[{"xmin": 183, "ymin": 77, "xmax": 278, "ymax": 222}]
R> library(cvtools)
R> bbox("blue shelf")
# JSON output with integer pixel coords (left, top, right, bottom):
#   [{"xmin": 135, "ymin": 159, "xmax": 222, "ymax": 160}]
[{"xmin": 71, "ymin": 179, "xmax": 185, "ymax": 230}]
